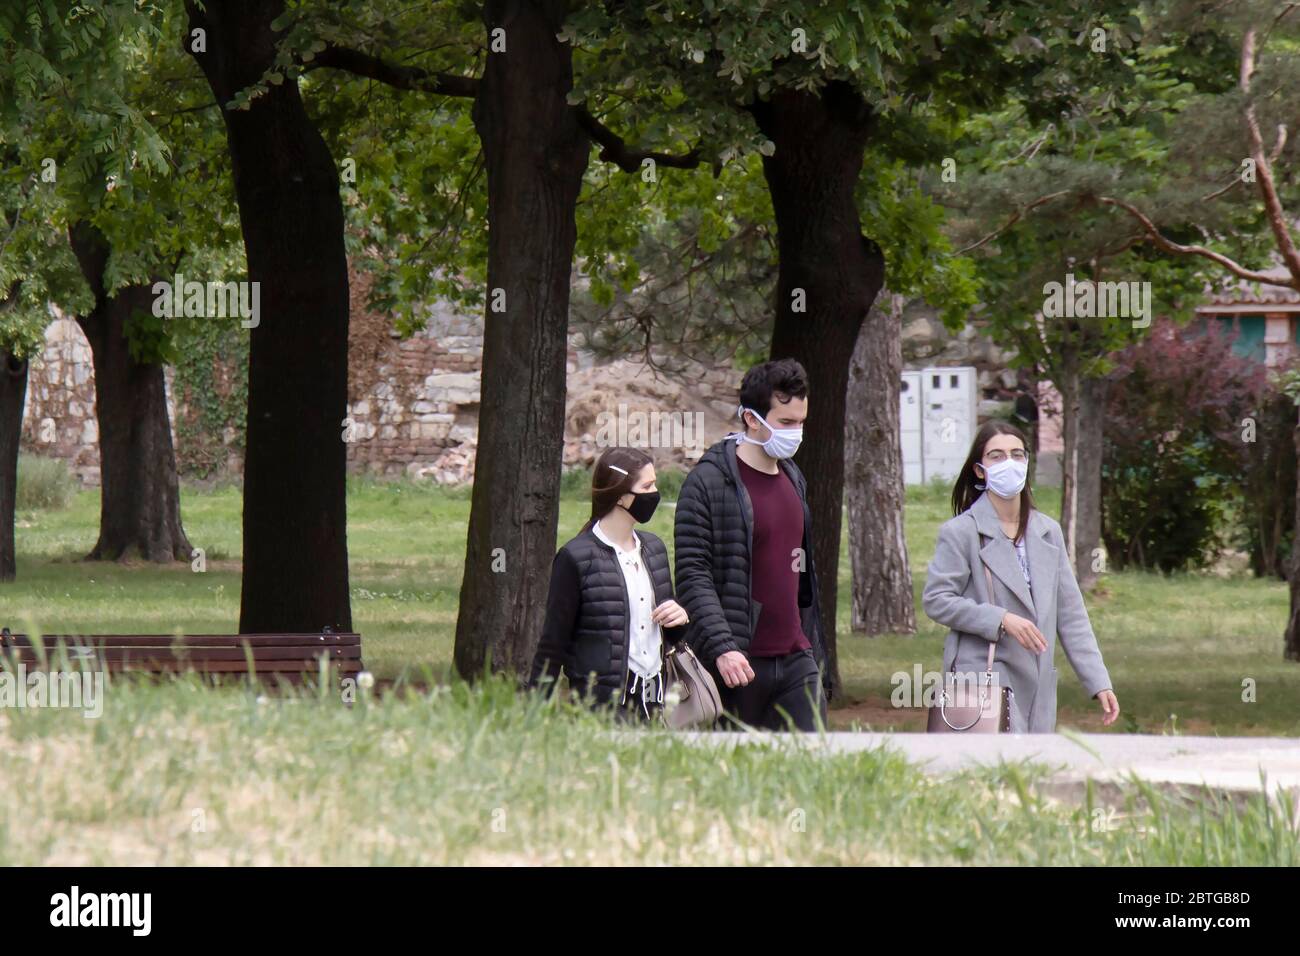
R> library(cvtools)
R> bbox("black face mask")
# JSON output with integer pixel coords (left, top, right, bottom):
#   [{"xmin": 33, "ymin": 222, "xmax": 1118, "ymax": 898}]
[{"xmin": 621, "ymin": 490, "xmax": 660, "ymax": 523}]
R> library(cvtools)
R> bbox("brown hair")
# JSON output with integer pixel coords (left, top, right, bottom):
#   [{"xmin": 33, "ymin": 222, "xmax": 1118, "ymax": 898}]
[
  {"xmin": 951, "ymin": 420, "xmax": 1035, "ymax": 544},
  {"xmin": 582, "ymin": 447, "xmax": 654, "ymax": 533}
]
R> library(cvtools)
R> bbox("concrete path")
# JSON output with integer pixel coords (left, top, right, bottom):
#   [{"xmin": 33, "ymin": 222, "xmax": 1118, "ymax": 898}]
[{"xmin": 669, "ymin": 731, "xmax": 1300, "ymax": 804}]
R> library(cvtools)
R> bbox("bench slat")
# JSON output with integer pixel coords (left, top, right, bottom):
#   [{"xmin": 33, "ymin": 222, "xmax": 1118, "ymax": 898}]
[
  {"xmin": 4, "ymin": 647, "xmax": 361, "ymax": 663},
  {"xmin": 88, "ymin": 660, "xmax": 364, "ymax": 674},
  {"xmin": 4, "ymin": 633, "xmax": 361, "ymax": 648}
]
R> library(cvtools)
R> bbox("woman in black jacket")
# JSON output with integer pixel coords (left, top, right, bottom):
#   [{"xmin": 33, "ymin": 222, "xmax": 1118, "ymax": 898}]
[{"xmin": 528, "ymin": 447, "xmax": 690, "ymax": 722}]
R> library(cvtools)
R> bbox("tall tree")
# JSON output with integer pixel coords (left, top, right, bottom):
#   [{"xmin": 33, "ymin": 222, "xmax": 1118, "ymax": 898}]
[
  {"xmin": 270, "ymin": 0, "xmax": 703, "ymax": 677},
  {"xmin": 1076, "ymin": 2, "xmax": 1300, "ymax": 656},
  {"xmin": 940, "ymin": 14, "xmax": 1242, "ymax": 587},
  {"xmin": 570, "ymin": 0, "xmax": 1133, "ymax": 691},
  {"xmin": 186, "ymin": 0, "xmax": 353, "ymax": 631},
  {"xmin": 68, "ymin": 222, "xmax": 191, "ymax": 560},
  {"xmin": 2, "ymin": 0, "xmax": 239, "ymax": 566},
  {"xmin": 0, "ymin": 4, "xmax": 145, "ymax": 576}
]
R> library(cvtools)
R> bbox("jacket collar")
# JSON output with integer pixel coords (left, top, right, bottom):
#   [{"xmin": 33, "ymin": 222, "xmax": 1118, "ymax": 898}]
[
  {"xmin": 968, "ymin": 492, "xmax": 1058, "ymax": 618},
  {"xmin": 708, "ymin": 435, "xmax": 800, "ymax": 489},
  {"xmin": 590, "ymin": 518, "xmax": 641, "ymax": 556}
]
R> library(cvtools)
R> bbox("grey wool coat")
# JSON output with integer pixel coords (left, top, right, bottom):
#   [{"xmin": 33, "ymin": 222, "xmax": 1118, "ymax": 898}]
[{"xmin": 921, "ymin": 492, "xmax": 1113, "ymax": 733}]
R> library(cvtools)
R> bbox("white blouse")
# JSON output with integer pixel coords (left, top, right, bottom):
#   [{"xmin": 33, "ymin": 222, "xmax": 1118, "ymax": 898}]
[
  {"xmin": 1013, "ymin": 536, "xmax": 1031, "ymax": 588},
  {"xmin": 592, "ymin": 520, "xmax": 663, "ymax": 679}
]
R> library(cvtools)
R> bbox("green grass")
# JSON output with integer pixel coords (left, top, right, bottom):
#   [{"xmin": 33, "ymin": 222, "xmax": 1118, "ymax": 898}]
[
  {"xmin": 3, "ymin": 476, "xmax": 1299, "ymax": 864},
  {"xmin": 6, "ymin": 475, "xmax": 1298, "ymax": 736},
  {"xmin": 0, "ymin": 676, "xmax": 1294, "ymax": 865},
  {"xmin": 16, "ymin": 453, "xmax": 76, "ymax": 511}
]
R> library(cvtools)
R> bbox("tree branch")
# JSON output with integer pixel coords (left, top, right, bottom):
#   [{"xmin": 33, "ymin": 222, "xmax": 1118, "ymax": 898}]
[
  {"xmin": 1239, "ymin": 26, "xmax": 1300, "ymax": 283},
  {"xmin": 1096, "ymin": 195, "xmax": 1297, "ymax": 288},
  {"xmin": 309, "ymin": 46, "xmax": 703, "ymax": 174},
  {"xmin": 308, "ymin": 44, "xmax": 479, "ymax": 97},
  {"xmin": 953, "ymin": 190, "xmax": 1072, "ymax": 255},
  {"xmin": 572, "ymin": 106, "xmax": 702, "ymax": 172}
]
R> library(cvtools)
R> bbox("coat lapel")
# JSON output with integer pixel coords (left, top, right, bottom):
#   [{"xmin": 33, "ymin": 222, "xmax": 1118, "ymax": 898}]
[{"xmin": 971, "ymin": 493, "xmax": 1035, "ymax": 616}]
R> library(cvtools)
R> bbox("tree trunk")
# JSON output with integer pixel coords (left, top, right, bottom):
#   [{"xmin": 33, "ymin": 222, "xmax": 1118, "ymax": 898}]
[
  {"xmin": 187, "ymin": 0, "xmax": 352, "ymax": 632},
  {"xmin": 68, "ymin": 223, "xmax": 192, "ymax": 563},
  {"xmin": 749, "ymin": 82, "xmax": 887, "ymax": 697},
  {"xmin": 1059, "ymin": 363, "xmax": 1107, "ymax": 588},
  {"xmin": 847, "ymin": 290, "xmax": 915, "ymax": 635},
  {"xmin": 1285, "ymin": 419, "xmax": 1300, "ymax": 661},
  {"xmin": 452, "ymin": 0, "xmax": 589, "ymax": 681},
  {"xmin": 0, "ymin": 348, "xmax": 27, "ymax": 581}
]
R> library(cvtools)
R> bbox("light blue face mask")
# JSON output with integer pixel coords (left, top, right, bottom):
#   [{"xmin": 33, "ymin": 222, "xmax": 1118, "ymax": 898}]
[
  {"xmin": 736, "ymin": 405, "xmax": 803, "ymax": 460},
  {"xmin": 982, "ymin": 458, "xmax": 1028, "ymax": 498}
]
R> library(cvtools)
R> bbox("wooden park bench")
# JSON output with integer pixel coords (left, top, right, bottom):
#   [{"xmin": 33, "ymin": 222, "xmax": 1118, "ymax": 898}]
[{"xmin": 0, "ymin": 627, "xmax": 364, "ymax": 686}]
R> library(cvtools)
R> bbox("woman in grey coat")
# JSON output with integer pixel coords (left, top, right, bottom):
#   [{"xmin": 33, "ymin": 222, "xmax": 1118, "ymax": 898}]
[{"xmin": 922, "ymin": 421, "xmax": 1120, "ymax": 733}]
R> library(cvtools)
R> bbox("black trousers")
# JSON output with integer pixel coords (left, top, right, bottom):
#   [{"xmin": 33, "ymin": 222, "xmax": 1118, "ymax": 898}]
[
  {"xmin": 719, "ymin": 648, "xmax": 827, "ymax": 732},
  {"xmin": 613, "ymin": 669, "xmax": 664, "ymax": 725}
]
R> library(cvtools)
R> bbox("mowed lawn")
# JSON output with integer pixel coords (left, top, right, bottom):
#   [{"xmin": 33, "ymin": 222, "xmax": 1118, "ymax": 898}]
[{"xmin": 5, "ymin": 476, "xmax": 1299, "ymax": 736}]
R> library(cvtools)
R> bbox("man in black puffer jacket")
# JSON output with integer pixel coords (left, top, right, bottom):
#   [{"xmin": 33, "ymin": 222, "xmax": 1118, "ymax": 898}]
[{"xmin": 674, "ymin": 359, "xmax": 830, "ymax": 731}]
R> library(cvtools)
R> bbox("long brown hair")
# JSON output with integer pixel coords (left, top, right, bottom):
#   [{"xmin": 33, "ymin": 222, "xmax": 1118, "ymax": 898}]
[
  {"xmin": 581, "ymin": 447, "xmax": 654, "ymax": 533},
  {"xmin": 951, "ymin": 420, "xmax": 1035, "ymax": 544}
]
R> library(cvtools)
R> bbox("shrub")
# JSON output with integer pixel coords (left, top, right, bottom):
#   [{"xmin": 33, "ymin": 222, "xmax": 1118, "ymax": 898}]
[
  {"xmin": 1239, "ymin": 373, "xmax": 1297, "ymax": 579},
  {"xmin": 1102, "ymin": 319, "xmax": 1266, "ymax": 572},
  {"xmin": 16, "ymin": 454, "xmax": 77, "ymax": 510}
]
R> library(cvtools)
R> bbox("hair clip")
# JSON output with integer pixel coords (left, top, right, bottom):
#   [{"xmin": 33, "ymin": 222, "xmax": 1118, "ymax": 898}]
[{"xmin": 608, "ymin": 465, "xmax": 628, "ymax": 475}]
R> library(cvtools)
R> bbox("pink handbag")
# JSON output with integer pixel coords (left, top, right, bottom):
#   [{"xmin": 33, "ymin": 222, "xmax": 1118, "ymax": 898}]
[{"xmin": 926, "ymin": 563, "xmax": 1015, "ymax": 733}]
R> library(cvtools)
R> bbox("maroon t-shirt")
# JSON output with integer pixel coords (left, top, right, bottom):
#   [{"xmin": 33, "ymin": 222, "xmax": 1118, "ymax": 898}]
[{"xmin": 738, "ymin": 456, "xmax": 811, "ymax": 658}]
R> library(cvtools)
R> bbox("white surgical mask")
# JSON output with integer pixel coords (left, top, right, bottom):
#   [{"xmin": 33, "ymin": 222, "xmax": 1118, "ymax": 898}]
[
  {"xmin": 736, "ymin": 405, "xmax": 803, "ymax": 460},
  {"xmin": 982, "ymin": 458, "xmax": 1028, "ymax": 499}
]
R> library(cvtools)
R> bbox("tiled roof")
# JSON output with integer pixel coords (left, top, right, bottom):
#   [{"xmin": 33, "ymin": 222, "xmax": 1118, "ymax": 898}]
[{"xmin": 1197, "ymin": 265, "xmax": 1300, "ymax": 310}]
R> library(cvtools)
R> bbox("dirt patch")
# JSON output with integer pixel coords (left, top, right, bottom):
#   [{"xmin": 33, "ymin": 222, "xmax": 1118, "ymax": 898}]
[{"xmin": 829, "ymin": 695, "xmax": 927, "ymax": 732}]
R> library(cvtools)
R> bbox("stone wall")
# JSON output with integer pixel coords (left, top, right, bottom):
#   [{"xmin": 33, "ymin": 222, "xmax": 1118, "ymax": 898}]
[
  {"xmin": 19, "ymin": 291, "xmax": 1052, "ymax": 486},
  {"xmin": 343, "ymin": 301, "xmax": 487, "ymax": 483}
]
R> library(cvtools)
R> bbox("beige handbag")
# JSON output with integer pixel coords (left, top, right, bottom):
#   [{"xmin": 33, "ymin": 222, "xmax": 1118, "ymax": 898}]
[
  {"xmin": 926, "ymin": 562, "xmax": 1015, "ymax": 734},
  {"xmin": 662, "ymin": 641, "xmax": 722, "ymax": 730}
]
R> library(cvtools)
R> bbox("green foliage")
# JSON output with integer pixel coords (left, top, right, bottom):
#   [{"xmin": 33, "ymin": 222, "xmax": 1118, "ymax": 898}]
[
  {"xmin": 171, "ymin": 319, "xmax": 249, "ymax": 480},
  {"xmin": 16, "ymin": 454, "xmax": 75, "ymax": 511},
  {"xmin": 123, "ymin": 305, "xmax": 177, "ymax": 366},
  {"xmin": 1, "ymin": 0, "xmax": 244, "ymax": 361},
  {"xmin": 942, "ymin": 7, "xmax": 1290, "ymax": 384},
  {"xmin": 1238, "ymin": 381, "xmax": 1297, "ymax": 578},
  {"xmin": 1101, "ymin": 320, "xmax": 1267, "ymax": 572}
]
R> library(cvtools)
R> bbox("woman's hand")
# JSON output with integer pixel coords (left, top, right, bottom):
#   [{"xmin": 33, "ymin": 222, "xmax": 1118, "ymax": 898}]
[
  {"xmin": 1001, "ymin": 612, "xmax": 1047, "ymax": 653},
  {"xmin": 1095, "ymin": 689, "xmax": 1120, "ymax": 727},
  {"xmin": 651, "ymin": 599, "xmax": 689, "ymax": 629}
]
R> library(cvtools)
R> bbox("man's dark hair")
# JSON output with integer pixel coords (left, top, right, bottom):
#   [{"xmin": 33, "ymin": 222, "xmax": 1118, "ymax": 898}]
[{"xmin": 738, "ymin": 357, "xmax": 809, "ymax": 421}]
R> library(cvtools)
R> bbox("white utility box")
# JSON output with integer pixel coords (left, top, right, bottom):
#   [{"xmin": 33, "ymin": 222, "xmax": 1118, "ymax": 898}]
[{"xmin": 900, "ymin": 366, "xmax": 977, "ymax": 485}]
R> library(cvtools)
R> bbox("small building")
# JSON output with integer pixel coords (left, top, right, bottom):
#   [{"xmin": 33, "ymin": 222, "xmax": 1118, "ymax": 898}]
[{"xmin": 1194, "ymin": 266, "xmax": 1300, "ymax": 367}]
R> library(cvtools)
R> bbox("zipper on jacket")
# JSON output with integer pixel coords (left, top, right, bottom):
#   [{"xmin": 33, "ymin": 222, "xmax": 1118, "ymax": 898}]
[{"xmin": 722, "ymin": 444, "xmax": 757, "ymax": 641}]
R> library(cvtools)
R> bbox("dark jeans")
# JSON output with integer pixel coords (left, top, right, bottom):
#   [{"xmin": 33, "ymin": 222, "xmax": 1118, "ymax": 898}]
[{"xmin": 720, "ymin": 648, "xmax": 827, "ymax": 732}]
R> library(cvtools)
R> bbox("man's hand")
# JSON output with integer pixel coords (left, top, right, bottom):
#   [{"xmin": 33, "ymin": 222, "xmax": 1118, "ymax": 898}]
[
  {"xmin": 1001, "ymin": 612, "xmax": 1047, "ymax": 653},
  {"xmin": 716, "ymin": 650, "xmax": 755, "ymax": 688}
]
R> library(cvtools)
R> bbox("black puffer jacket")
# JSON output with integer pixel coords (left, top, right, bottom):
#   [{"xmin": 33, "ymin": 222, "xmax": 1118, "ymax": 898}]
[
  {"xmin": 673, "ymin": 438, "xmax": 831, "ymax": 698},
  {"xmin": 528, "ymin": 526, "xmax": 685, "ymax": 705}
]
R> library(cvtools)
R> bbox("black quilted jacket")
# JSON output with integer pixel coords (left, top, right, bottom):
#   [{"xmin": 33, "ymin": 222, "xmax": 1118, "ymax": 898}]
[
  {"xmin": 528, "ymin": 527, "xmax": 685, "ymax": 705},
  {"xmin": 673, "ymin": 438, "xmax": 831, "ymax": 698}
]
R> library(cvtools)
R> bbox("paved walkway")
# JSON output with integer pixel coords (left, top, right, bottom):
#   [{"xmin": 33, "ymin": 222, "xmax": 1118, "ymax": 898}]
[{"xmin": 671, "ymin": 731, "xmax": 1300, "ymax": 801}]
